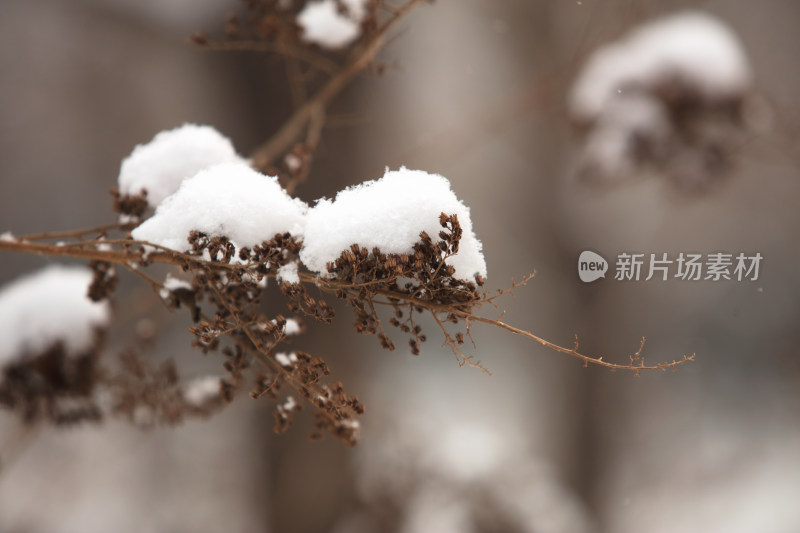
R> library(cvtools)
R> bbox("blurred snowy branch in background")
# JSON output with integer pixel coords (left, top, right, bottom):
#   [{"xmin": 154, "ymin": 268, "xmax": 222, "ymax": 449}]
[{"xmin": 569, "ymin": 11, "xmax": 769, "ymax": 190}]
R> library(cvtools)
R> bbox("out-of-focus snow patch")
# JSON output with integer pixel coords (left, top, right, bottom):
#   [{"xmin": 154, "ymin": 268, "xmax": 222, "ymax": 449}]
[
  {"xmin": 132, "ymin": 162, "xmax": 307, "ymax": 253},
  {"xmin": 429, "ymin": 424, "xmax": 503, "ymax": 482},
  {"xmin": 577, "ymin": 94, "xmax": 672, "ymax": 180},
  {"xmin": 300, "ymin": 167, "xmax": 487, "ymax": 281},
  {"xmin": 183, "ymin": 375, "xmax": 221, "ymax": 407},
  {"xmin": 118, "ymin": 124, "xmax": 245, "ymax": 208},
  {"xmin": 297, "ymin": 0, "xmax": 367, "ymax": 49},
  {"xmin": 570, "ymin": 11, "xmax": 752, "ymax": 121},
  {"xmin": 0, "ymin": 265, "xmax": 110, "ymax": 368},
  {"xmin": 399, "ymin": 487, "xmax": 476, "ymax": 533},
  {"xmin": 601, "ymin": 424, "xmax": 800, "ymax": 533},
  {"xmin": 349, "ymin": 416, "xmax": 596, "ymax": 533}
]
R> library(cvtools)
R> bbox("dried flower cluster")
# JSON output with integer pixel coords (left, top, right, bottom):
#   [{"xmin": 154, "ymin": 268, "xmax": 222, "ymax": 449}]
[
  {"xmin": 323, "ymin": 213, "xmax": 483, "ymax": 360},
  {"xmin": 110, "ymin": 187, "xmax": 148, "ymax": 220},
  {"xmin": 176, "ymin": 230, "xmax": 362, "ymax": 444}
]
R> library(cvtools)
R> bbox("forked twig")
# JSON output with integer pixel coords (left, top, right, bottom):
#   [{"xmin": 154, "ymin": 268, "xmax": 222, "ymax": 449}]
[{"xmin": 250, "ymin": 0, "xmax": 426, "ymax": 169}]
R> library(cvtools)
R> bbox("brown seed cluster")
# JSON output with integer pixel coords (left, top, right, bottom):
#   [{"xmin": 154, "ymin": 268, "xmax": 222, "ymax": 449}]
[
  {"xmin": 111, "ymin": 351, "xmax": 193, "ymax": 426},
  {"xmin": 249, "ymin": 350, "xmax": 364, "ymax": 445},
  {"xmin": 309, "ymin": 381, "xmax": 364, "ymax": 446},
  {"xmin": 325, "ymin": 213, "xmax": 483, "ymax": 357},
  {"xmin": 280, "ymin": 282, "xmax": 336, "ymax": 323},
  {"xmin": 154, "ymin": 229, "xmax": 363, "ymax": 444},
  {"xmin": 110, "ymin": 187, "xmax": 148, "ymax": 220},
  {"xmin": 88, "ymin": 260, "xmax": 118, "ymax": 302}
]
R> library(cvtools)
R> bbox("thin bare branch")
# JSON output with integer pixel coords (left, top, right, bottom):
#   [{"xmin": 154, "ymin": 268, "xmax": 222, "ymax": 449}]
[
  {"xmin": 431, "ymin": 311, "xmax": 491, "ymax": 375},
  {"xmin": 285, "ymin": 104, "xmax": 327, "ymax": 196},
  {"xmin": 199, "ymin": 39, "xmax": 339, "ymax": 75},
  {"xmin": 18, "ymin": 222, "xmax": 134, "ymax": 242},
  {"xmin": 0, "ymin": 235, "xmax": 694, "ymax": 374}
]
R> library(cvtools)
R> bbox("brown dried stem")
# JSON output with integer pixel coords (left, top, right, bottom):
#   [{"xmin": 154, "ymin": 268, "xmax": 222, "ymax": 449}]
[
  {"xmin": 0, "ymin": 236, "xmax": 693, "ymax": 374},
  {"xmin": 17, "ymin": 222, "xmax": 134, "ymax": 242},
  {"xmin": 317, "ymin": 276, "xmax": 695, "ymax": 373},
  {"xmin": 430, "ymin": 311, "xmax": 491, "ymax": 375},
  {"xmin": 200, "ymin": 40, "xmax": 339, "ymax": 75},
  {"xmin": 284, "ymin": 103, "xmax": 326, "ymax": 196}
]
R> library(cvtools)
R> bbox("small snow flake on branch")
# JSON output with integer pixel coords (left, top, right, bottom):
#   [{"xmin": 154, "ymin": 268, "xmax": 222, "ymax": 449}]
[{"xmin": 297, "ymin": 0, "xmax": 368, "ymax": 49}]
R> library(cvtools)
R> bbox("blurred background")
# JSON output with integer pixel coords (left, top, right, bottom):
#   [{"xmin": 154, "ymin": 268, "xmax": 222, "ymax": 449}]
[{"xmin": 1, "ymin": 0, "xmax": 799, "ymax": 532}]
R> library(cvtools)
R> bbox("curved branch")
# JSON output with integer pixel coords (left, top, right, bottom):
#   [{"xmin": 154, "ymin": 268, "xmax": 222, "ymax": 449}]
[
  {"xmin": 0, "ymin": 236, "xmax": 694, "ymax": 374},
  {"xmin": 311, "ymin": 274, "xmax": 695, "ymax": 373}
]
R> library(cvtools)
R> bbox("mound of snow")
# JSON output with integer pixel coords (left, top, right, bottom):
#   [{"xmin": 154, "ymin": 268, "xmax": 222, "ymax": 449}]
[
  {"xmin": 0, "ymin": 265, "xmax": 110, "ymax": 368},
  {"xmin": 300, "ymin": 167, "xmax": 487, "ymax": 281},
  {"xmin": 132, "ymin": 162, "xmax": 307, "ymax": 253},
  {"xmin": 118, "ymin": 124, "xmax": 245, "ymax": 207}
]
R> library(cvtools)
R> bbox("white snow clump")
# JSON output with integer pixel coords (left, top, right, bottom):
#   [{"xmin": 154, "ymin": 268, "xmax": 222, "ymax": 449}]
[
  {"xmin": 0, "ymin": 265, "xmax": 110, "ymax": 368},
  {"xmin": 283, "ymin": 318, "xmax": 302, "ymax": 336},
  {"xmin": 275, "ymin": 352, "xmax": 298, "ymax": 368},
  {"xmin": 569, "ymin": 11, "xmax": 752, "ymax": 121},
  {"xmin": 118, "ymin": 124, "xmax": 245, "ymax": 207},
  {"xmin": 159, "ymin": 274, "xmax": 193, "ymax": 301},
  {"xmin": 297, "ymin": 0, "xmax": 367, "ymax": 49},
  {"xmin": 269, "ymin": 318, "xmax": 302, "ymax": 336},
  {"xmin": 132, "ymin": 161, "xmax": 307, "ymax": 253},
  {"xmin": 277, "ymin": 262, "xmax": 300, "ymax": 284},
  {"xmin": 163, "ymin": 273, "xmax": 192, "ymax": 292},
  {"xmin": 300, "ymin": 167, "xmax": 487, "ymax": 281}
]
